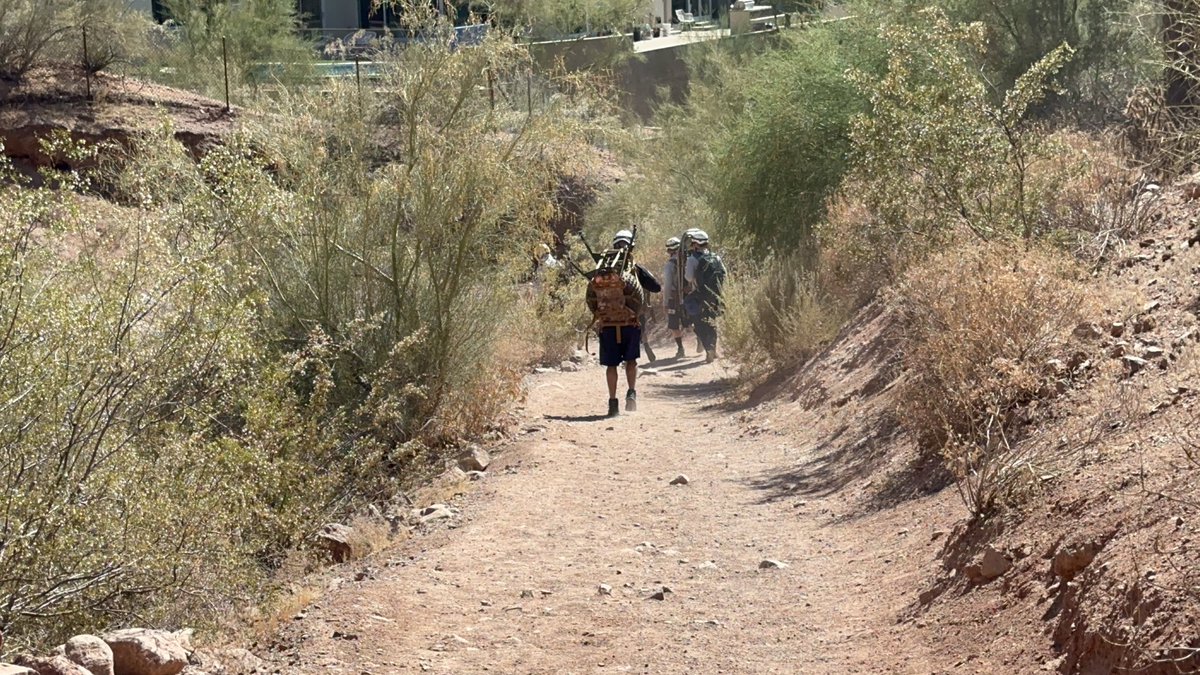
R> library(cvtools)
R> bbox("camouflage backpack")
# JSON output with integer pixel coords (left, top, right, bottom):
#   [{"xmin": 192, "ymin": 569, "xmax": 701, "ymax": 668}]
[{"xmin": 588, "ymin": 248, "xmax": 643, "ymax": 327}]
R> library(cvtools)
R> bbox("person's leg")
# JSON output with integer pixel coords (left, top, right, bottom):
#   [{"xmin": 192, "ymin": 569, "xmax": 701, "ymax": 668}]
[
  {"xmin": 624, "ymin": 326, "xmax": 641, "ymax": 411},
  {"xmin": 599, "ymin": 327, "xmax": 621, "ymax": 416},
  {"xmin": 668, "ymin": 304, "xmax": 685, "ymax": 357},
  {"xmin": 696, "ymin": 318, "xmax": 717, "ymax": 362}
]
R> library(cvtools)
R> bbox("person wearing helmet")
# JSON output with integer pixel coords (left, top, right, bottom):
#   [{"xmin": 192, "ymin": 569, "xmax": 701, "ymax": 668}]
[
  {"xmin": 595, "ymin": 230, "xmax": 663, "ymax": 294},
  {"xmin": 662, "ymin": 236, "xmax": 688, "ymax": 359},
  {"xmin": 682, "ymin": 230, "xmax": 726, "ymax": 363},
  {"xmin": 586, "ymin": 229, "xmax": 661, "ymax": 416}
]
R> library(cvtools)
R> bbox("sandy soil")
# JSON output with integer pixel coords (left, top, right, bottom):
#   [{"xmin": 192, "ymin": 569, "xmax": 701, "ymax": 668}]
[{"xmin": 258, "ymin": 347, "xmax": 965, "ymax": 674}]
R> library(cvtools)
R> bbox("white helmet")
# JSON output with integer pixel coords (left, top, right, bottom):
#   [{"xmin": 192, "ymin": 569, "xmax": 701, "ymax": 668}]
[
  {"xmin": 612, "ymin": 229, "xmax": 634, "ymax": 247},
  {"xmin": 691, "ymin": 229, "xmax": 710, "ymax": 244},
  {"xmin": 665, "ymin": 236, "xmax": 681, "ymax": 250}
]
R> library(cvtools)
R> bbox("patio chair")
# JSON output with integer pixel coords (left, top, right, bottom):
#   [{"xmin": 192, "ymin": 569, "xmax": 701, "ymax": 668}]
[{"xmin": 674, "ymin": 9, "xmax": 696, "ymax": 30}]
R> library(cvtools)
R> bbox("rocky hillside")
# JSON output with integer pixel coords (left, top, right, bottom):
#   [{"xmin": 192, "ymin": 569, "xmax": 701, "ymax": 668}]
[{"xmin": 732, "ymin": 178, "xmax": 1200, "ymax": 672}]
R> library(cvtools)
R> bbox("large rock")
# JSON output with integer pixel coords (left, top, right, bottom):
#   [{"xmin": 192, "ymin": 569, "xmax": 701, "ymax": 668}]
[
  {"xmin": 64, "ymin": 635, "xmax": 113, "ymax": 675},
  {"xmin": 1052, "ymin": 542, "xmax": 1100, "ymax": 581},
  {"xmin": 0, "ymin": 665, "xmax": 36, "ymax": 675},
  {"xmin": 317, "ymin": 523, "xmax": 354, "ymax": 563},
  {"xmin": 14, "ymin": 655, "xmax": 91, "ymax": 675},
  {"xmin": 964, "ymin": 547, "xmax": 1011, "ymax": 583},
  {"xmin": 457, "ymin": 445, "xmax": 491, "ymax": 472},
  {"xmin": 101, "ymin": 629, "xmax": 188, "ymax": 675}
]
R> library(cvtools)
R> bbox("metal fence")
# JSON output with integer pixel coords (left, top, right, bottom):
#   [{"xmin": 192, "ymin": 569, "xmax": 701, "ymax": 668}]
[{"xmin": 69, "ymin": 22, "xmax": 509, "ymax": 112}]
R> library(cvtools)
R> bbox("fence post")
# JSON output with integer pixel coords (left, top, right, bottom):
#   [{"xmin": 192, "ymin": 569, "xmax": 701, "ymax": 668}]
[
  {"xmin": 221, "ymin": 36, "xmax": 231, "ymax": 112},
  {"xmin": 487, "ymin": 67, "xmax": 495, "ymax": 112},
  {"xmin": 82, "ymin": 26, "xmax": 92, "ymax": 101},
  {"xmin": 354, "ymin": 55, "xmax": 363, "ymax": 112}
]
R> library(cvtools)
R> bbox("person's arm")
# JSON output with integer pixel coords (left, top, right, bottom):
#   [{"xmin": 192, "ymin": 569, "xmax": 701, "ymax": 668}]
[{"xmin": 685, "ymin": 255, "xmax": 699, "ymax": 286}]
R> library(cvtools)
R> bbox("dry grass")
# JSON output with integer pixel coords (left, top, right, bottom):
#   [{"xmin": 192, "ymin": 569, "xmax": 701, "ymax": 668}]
[
  {"xmin": 1028, "ymin": 131, "xmax": 1160, "ymax": 264},
  {"xmin": 894, "ymin": 242, "xmax": 1102, "ymax": 516},
  {"xmin": 244, "ymin": 583, "xmax": 323, "ymax": 644}
]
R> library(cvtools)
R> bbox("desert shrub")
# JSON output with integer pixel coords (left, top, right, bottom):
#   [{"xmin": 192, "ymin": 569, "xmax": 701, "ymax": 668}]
[
  {"xmin": 75, "ymin": 0, "xmax": 152, "ymax": 74},
  {"xmin": 894, "ymin": 244, "xmax": 1097, "ymax": 516},
  {"xmin": 0, "ymin": 0, "xmax": 147, "ymax": 80},
  {"xmin": 942, "ymin": 0, "xmax": 1150, "ymax": 118},
  {"xmin": 651, "ymin": 18, "xmax": 885, "ymax": 257},
  {"xmin": 0, "ymin": 154, "xmax": 280, "ymax": 651},
  {"xmin": 171, "ymin": 11, "xmax": 615, "ymax": 449},
  {"xmin": 847, "ymin": 8, "xmax": 1075, "ymax": 256},
  {"xmin": 493, "ymin": 0, "xmax": 652, "ymax": 38},
  {"xmin": 721, "ymin": 254, "xmax": 844, "ymax": 368},
  {"xmin": 519, "ymin": 263, "xmax": 591, "ymax": 365},
  {"xmin": 1027, "ymin": 130, "xmax": 1160, "ymax": 261},
  {"xmin": 0, "ymin": 12, "xmax": 618, "ymax": 651},
  {"xmin": 148, "ymin": 0, "xmax": 314, "ymax": 101}
]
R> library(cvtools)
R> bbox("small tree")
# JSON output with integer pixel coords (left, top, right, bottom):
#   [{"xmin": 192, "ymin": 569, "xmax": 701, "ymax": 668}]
[
  {"xmin": 0, "ymin": 0, "xmax": 71, "ymax": 80},
  {"xmin": 845, "ymin": 8, "xmax": 1073, "ymax": 258}
]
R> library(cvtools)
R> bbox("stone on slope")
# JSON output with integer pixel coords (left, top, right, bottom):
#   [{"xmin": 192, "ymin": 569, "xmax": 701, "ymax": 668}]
[
  {"xmin": 317, "ymin": 523, "xmax": 354, "ymax": 563},
  {"xmin": 64, "ymin": 635, "xmax": 113, "ymax": 675},
  {"xmin": 14, "ymin": 655, "xmax": 91, "ymax": 675},
  {"xmin": 102, "ymin": 629, "xmax": 189, "ymax": 675},
  {"xmin": 457, "ymin": 445, "xmax": 491, "ymax": 472},
  {"xmin": 964, "ymin": 547, "xmax": 1011, "ymax": 582}
]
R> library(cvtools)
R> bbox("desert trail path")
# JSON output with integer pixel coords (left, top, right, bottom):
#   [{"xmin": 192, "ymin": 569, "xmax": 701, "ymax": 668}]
[{"xmin": 265, "ymin": 356, "xmax": 943, "ymax": 674}]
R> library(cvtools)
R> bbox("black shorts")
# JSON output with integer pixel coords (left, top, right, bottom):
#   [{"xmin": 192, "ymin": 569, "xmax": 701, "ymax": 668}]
[
  {"xmin": 598, "ymin": 325, "xmax": 641, "ymax": 366},
  {"xmin": 666, "ymin": 302, "xmax": 689, "ymax": 330}
]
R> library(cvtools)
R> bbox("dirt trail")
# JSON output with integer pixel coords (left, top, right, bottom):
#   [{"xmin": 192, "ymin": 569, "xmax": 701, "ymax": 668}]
[{"xmin": 264, "ymin": 354, "xmax": 951, "ymax": 674}]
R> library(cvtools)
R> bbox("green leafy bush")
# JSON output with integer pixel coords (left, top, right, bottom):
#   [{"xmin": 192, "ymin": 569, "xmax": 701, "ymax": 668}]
[
  {"xmin": 148, "ymin": 0, "xmax": 314, "ymax": 101},
  {"xmin": 845, "ymin": 9, "xmax": 1074, "ymax": 257},
  {"xmin": 0, "ymin": 152, "xmax": 272, "ymax": 651},
  {"xmin": 653, "ymin": 19, "xmax": 885, "ymax": 257},
  {"xmin": 938, "ymin": 0, "xmax": 1151, "ymax": 118}
]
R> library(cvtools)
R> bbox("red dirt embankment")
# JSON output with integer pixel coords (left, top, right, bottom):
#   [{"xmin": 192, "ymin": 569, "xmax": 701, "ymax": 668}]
[{"xmin": 0, "ymin": 69, "xmax": 234, "ymax": 173}]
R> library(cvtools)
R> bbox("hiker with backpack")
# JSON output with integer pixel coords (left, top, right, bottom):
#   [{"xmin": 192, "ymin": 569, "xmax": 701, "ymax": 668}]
[
  {"xmin": 662, "ymin": 236, "xmax": 690, "ymax": 359},
  {"xmin": 586, "ymin": 229, "xmax": 661, "ymax": 417},
  {"xmin": 682, "ymin": 230, "xmax": 726, "ymax": 364}
]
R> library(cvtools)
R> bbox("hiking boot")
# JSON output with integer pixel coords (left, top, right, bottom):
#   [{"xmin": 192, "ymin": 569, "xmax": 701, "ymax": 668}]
[
  {"xmin": 607, "ymin": 398, "xmax": 620, "ymax": 417},
  {"xmin": 625, "ymin": 389, "xmax": 637, "ymax": 412},
  {"xmin": 705, "ymin": 350, "xmax": 715, "ymax": 364},
  {"xmin": 674, "ymin": 346, "xmax": 686, "ymax": 359}
]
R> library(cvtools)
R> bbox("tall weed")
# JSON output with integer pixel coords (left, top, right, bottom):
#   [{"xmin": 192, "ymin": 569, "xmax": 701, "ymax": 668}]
[{"xmin": 894, "ymin": 244, "xmax": 1098, "ymax": 516}]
